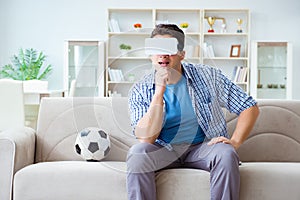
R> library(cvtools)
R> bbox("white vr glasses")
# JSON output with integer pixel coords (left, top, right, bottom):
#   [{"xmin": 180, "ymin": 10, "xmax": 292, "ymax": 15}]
[{"xmin": 144, "ymin": 38, "xmax": 178, "ymax": 55}]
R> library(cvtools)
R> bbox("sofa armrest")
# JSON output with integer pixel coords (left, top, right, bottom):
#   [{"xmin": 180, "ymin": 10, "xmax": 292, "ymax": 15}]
[{"xmin": 0, "ymin": 127, "xmax": 35, "ymax": 200}]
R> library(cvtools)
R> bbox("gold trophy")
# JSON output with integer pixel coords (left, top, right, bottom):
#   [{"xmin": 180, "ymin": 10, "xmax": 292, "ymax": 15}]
[
  {"xmin": 207, "ymin": 17, "xmax": 216, "ymax": 33},
  {"xmin": 237, "ymin": 18, "xmax": 243, "ymax": 33}
]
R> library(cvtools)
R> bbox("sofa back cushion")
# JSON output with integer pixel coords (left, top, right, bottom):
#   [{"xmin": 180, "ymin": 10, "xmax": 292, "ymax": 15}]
[
  {"xmin": 35, "ymin": 97, "xmax": 138, "ymax": 163},
  {"xmin": 226, "ymin": 99, "xmax": 300, "ymax": 162},
  {"xmin": 36, "ymin": 97, "xmax": 300, "ymax": 163}
]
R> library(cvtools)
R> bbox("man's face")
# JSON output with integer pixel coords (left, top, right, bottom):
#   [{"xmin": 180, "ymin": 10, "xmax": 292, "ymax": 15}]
[{"xmin": 150, "ymin": 34, "xmax": 185, "ymax": 72}]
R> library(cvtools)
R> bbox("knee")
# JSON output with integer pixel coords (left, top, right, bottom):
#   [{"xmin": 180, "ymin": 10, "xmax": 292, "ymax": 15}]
[
  {"xmin": 128, "ymin": 142, "xmax": 154, "ymax": 153},
  {"xmin": 126, "ymin": 143, "xmax": 158, "ymax": 173},
  {"xmin": 127, "ymin": 143, "xmax": 156, "ymax": 164},
  {"xmin": 220, "ymin": 144, "xmax": 238, "ymax": 158},
  {"xmin": 214, "ymin": 144, "xmax": 239, "ymax": 168}
]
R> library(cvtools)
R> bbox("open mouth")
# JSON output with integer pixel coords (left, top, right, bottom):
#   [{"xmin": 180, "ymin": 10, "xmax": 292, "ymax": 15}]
[{"xmin": 158, "ymin": 61, "xmax": 170, "ymax": 67}]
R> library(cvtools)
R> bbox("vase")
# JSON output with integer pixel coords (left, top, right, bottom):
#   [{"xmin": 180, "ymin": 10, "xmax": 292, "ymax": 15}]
[
  {"xmin": 120, "ymin": 49, "xmax": 130, "ymax": 57},
  {"xmin": 134, "ymin": 28, "xmax": 142, "ymax": 32},
  {"xmin": 181, "ymin": 27, "xmax": 188, "ymax": 33}
]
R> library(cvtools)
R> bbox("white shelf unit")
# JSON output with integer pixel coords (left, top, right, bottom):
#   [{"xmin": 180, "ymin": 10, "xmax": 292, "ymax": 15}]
[
  {"xmin": 202, "ymin": 9, "xmax": 250, "ymax": 93},
  {"xmin": 250, "ymin": 41, "xmax": 293, "ymax": 99},
  {"xmin": 106, "ymin": 8, "xmax": 250, "ymax": 96}
]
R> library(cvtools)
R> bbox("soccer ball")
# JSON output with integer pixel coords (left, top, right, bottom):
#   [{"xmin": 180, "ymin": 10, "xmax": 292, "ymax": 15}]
[{"xmin": 75, "ymin": 127, "xmax": 111, "ymax": 161}]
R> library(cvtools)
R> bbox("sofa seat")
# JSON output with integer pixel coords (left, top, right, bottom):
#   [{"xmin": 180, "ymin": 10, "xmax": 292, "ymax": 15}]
[
  {"xmin": 238, "ymin": 162, "xmax": 300, "ymax": 200},
  {"xmin": 14, "ymin": 160, "xmax": 300, "ymax": 200},
  {"xmin": 14, "ymin": 161, "xmax": 128, "ymax": 200}
]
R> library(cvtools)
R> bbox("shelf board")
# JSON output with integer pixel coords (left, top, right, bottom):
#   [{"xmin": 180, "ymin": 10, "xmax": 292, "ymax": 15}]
[
  {"xmin": 108, "ymin": 56, "xmax": 149, "ymax": 60},
  {"xmin": 204, "ymin": 8, "xmax": 249, "ymax": 13},
  {"xmin": 184, "ymin": 57, "xmax": 201, "ymax": 60},
  {"xmin": 257, "ymin": 88, "xmax": 286, "ymax": 90},
  {"xmin": 108, "ymin": 81, "xmax": 135, "ymax": 84},
  {"xmin": 184, "ymin": 32, "xmax": 201, "ymax": 36},
  {"xmin": 204, "ymin": 33, "xmax": 248, "ymax": 36},
  {"xmin": 258, "ymin": 66, "xmax": 287, "ymax": 69},
  {"xmin": 203, "ymin": 57, "xmax": 248, "ymax": 60},
  {"xmin": 75, "ymin": 85, "xmax": 98, "ymax": 88}
]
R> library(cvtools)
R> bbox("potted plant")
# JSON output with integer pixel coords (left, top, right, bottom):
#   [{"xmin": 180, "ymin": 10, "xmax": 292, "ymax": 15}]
[
  {"xmin": 180, "ymin": 22, "xmax": 189, "ymax": 32},
  {"xmin": 119, "ymin": 44, "xmax": 132, "ymax": 56},
  {"xmin": 0, "ymin": 48, "xmax": 53, "ymax": 91}
]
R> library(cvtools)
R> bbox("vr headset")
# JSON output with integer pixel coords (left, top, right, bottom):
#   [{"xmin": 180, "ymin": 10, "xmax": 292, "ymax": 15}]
[{"xmin": 144, "ymin": 38, "xmax": 178, "ymax": 55}]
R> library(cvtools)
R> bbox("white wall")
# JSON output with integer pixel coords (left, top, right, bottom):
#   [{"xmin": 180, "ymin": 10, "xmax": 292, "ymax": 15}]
[{"xmin": 1, "ymin": 0, "xmax": 300, "ymax": 98}]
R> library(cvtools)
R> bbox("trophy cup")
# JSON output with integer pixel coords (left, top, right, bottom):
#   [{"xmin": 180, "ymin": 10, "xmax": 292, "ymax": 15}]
[
  {"xmin": 237, "ymin": 18, "xmax": 243, "ymax": 33},
  {"xmin": 221, "ymin": 23, "xmax": 227, "ymax": 33},
  {"xmin": 207, "ymin": 17, "xmax": 216, "ymax": 33}
]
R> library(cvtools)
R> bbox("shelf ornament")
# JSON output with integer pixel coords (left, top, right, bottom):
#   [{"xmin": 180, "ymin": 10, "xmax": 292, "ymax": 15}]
[
  {"xmin": 179, "ymin": 22, "xmax": 189, "ymax": 32},
  {"xmin": 133, "ymin": 23, "xmax": 142, "ymax": 32},
  {"xmin": 237, "ymin": 18, "xmax": 243, "ymax": 33},
  {"xmin": 119, "ymin": 44, "xmax": 132, "ymax": 56},
  {"xmin": 206, "ymin": 17, "xmax": 216, "ymax": 32}
]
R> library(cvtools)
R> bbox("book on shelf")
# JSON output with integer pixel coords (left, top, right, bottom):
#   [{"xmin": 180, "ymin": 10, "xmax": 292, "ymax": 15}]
[
  {"xmin": 207, "ymin": 45, "xmax": 215, "ymax": 57},
  {"xmin": 232, "ymin": 66, "xmax": 247, "ymax": 83},
  {"xmin": 108, "ymin": 18, "xmax": 120, "ymax": 32},
  {"xmin": 108, "ymin": 67, "xmax": 124, "ymax": 82},
  {"xmin": 108, "ymin": 21, "xmax": 113, "ymax": 32},
  {"xmin": 203, "ymin": 43, "xmax": 215, "ymax": 57}
]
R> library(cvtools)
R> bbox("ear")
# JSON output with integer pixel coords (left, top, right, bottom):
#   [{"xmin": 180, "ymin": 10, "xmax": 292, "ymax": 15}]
[{"xmin": 178, "ymin": 51, "xmax": 185, "ymax": 60}]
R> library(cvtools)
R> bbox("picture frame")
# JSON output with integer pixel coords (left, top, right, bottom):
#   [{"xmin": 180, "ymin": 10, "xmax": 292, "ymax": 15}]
[{"xmin": 230, "ymin": 44, "xmax": 241, "ymax": 57}]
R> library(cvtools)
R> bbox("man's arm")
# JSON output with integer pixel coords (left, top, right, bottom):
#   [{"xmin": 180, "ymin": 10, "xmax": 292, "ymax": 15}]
[
  {"xmin": 208, "ymin": 104, "xmax": 260, "ymax": 149},
  {"xmin": 134, "ymin": 68, "xmax": 169, "ymax": 143},
  {"xmin": 229, "ymin": 104, "xmax": 260, "ymax": 149},
  {"xmin": 134, "ymin": 94, "xmax": 164, "ymax": 143}
]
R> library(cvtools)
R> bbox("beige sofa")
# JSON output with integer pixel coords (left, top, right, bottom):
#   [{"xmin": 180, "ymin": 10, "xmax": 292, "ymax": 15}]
[{"xmin": 1, "ymin": 97, "xmax": 300, "ymax": 200}]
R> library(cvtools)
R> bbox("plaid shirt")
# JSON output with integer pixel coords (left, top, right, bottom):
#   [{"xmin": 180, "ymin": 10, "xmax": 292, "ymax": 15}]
[{"xmin": 128, "ymin": 62, "xmax": 257, "ymax": 150}]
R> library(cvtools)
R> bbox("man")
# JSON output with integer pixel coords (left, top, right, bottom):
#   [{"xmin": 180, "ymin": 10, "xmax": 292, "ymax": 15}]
[{"xmin": 126, "ymin": 24, "xmax": 259, "ymax": 200}]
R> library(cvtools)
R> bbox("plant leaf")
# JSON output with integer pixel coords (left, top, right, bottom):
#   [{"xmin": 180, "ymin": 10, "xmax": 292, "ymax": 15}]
[{"xmin": 0, "ymin": 48, "xmax": 53, "ymax": 80}]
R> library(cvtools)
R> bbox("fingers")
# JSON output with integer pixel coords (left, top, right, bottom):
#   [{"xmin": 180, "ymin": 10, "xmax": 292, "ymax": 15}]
[
  {"xmin": 207, "ymin": 136, "xmax": 230, "ymax": 146},
  {"xmin": 155, "ymin": 68, "xmax": 169, "ymax": 94},
  {"xmin": 156, "ymin": 68, "xmax": 169, "ymax": 84}
]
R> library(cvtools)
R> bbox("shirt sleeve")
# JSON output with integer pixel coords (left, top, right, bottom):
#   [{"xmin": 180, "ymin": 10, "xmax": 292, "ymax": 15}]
[
  {"xmin": 128, "ymin": 84, "xmax": 148, "ymax": 135},
  {"xmin": 215, "ymin": 68, "xmax": 257, "ymax": 115}
]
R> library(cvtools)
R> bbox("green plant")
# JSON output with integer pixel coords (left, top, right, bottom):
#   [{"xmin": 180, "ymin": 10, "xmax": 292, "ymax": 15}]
[
  {"xmin": 0, "ymin": 48, "xmax": 53, "ymax": 80},
  {"xmin": 119, "ymin": 44, "xmax": 132, "ymax": 50},
  {"xmin": 180, "ymin": 22, "xmax": 189, "ymax": 28}
]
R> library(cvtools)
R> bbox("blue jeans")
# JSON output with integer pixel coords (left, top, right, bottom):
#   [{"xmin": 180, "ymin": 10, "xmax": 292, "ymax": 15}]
[{"xmin": 126, "ymin": 142, "xmax": 240, "ymax": 200}]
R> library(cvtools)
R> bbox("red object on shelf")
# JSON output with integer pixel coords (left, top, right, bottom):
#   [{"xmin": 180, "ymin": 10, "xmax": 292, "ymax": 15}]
[{"xmin": 134, "ymin": 23, "xmax": 142, "ymax": 28}]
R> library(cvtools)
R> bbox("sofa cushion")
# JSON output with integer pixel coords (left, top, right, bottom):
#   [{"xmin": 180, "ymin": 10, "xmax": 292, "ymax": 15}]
[
  {"xmin": 226, "ymin": 100, "xmax": 300, "ymax": 162},
  {"xmin": 156, "ymin": 168, "xmax": 210, "ymax": 200},
  {"xmin": 14, "ymin": 161, "xmax": 300, "ymax": 200},
  {"xmin": 157, "ymin": 163, "xmax": 300, "ymax": 200},
  {"xmin": 36, "ymin": 97, "xmax": 138, "ymax": 163},
  {"xmin": 239, "ymin": 162, "xmax": 300, "ymax": 200},
  {"xmin": 14, "ymin": 161, "xmax": 128, "ymax": 200},
  {"xmin": 37, "ymin": 98, "xmax": 300, "ymax": 163},
  {"xmin": 13, "ymin": 161, "xmax": 210, "ymax": 200}
]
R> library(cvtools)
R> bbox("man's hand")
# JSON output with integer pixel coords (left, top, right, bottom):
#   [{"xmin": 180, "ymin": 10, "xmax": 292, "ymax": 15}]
[
  {"xmin": 207, "ymin": 136, "xmax": 240, "ymax": 150},
  {"xmin": 155, "ymin": 67, "xmax": 169, "ymax": 95},
  {"xmin": 208, "ymin": 105, "xmax": 259, "ymax": 150}
]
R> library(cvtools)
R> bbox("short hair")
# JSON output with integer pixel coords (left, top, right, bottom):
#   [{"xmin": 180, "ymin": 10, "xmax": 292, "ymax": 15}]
[{"xmin": 150, "ymin": 24, "xmax": 185, "ymax": 51}]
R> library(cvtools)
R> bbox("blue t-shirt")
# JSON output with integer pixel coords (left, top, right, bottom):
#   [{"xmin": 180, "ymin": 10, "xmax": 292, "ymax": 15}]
[{"xmin": 158, "ymin": 75, "xmax": 205, "ymax": 144}]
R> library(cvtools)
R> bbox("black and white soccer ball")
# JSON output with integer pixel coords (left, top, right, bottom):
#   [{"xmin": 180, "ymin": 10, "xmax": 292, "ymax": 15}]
[{"xmin": 75, "ymin": 127, "xmax": 111, "ymax": 161}]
